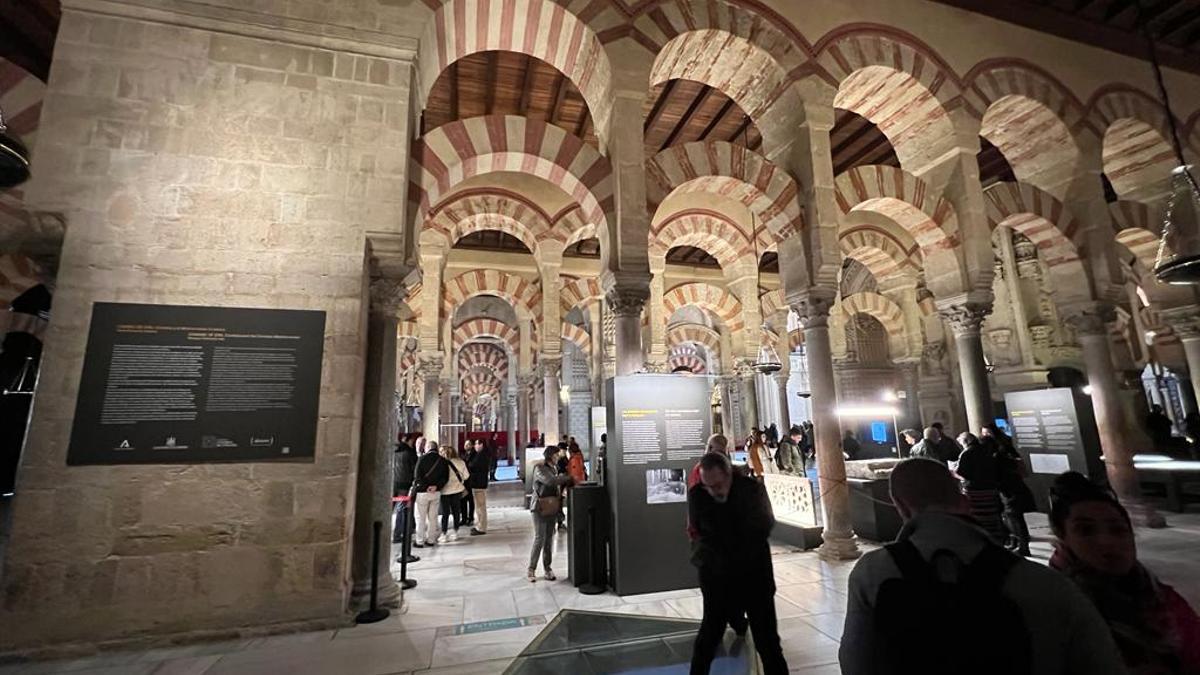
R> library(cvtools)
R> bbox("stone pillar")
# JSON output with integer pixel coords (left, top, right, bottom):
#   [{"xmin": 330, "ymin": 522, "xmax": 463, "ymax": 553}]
[
  {"xmin": 542, "ymin": 355, "xmax": 562, "ymax": 445},
  {"xmin": 350, "ymin": 278, "xmax": 404, "ymax": 610},
  {"xmin": 517, "ymin": 373, "xmax": 533, "ymax": 460},
  {"xmin": 606, "ymin": 286, "xmax": 648, "ymax": 375},
  {"xmin": 1069, "ymin": 305, "xmax": 1165, "ymax": 527},
  {"xmin": 647, "ymin": 264, "xmax": 668, "ymax": 371},
  {"xmin": 792, "ymin": 291, "xmax": 859, "ymax": 560},
  {"xmin": 996, "ymin": 227, "xmax": 1038, "ymax": 367},
  {"xmin": 775, "ymin": 373, "xmax": 791, "ymax": 432},
  {"xmin": 897, "ymin": 359, "xmax": 922, "ymax": 430},
  {"xmin": 1162, "ymin": 306, "xmax": 1200, "ymax": 411},
  {"xmin": 507, "ymin": 393, "xmax": 518, "ymax": 462},
  {"xmin": 588, "ymin": 303, "xmax": 607, "ymax": 403},
  {"xmin": 938, "ymin": 300, "xmax": 994, "ymax": 434},
  {"xmin": 736, "ymin": 360, "xmax": 760, "ymax": 432},
  {"xmin": 419, "ymin": 355, "xmax": 443, "ymax": 443}
]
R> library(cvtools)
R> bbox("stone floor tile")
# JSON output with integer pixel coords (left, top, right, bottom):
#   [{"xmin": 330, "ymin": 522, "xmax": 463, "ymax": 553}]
[
  {"xmin": 796, "ymin": 612, "xmax": 846, "ymax": 641},
  {"xmin": 775, "ymin": 583, "xmax": 848, "ymax": 615},
  {"xmin": 461, "ymin": 591, "xmax": 519, "ymax": 623},
  {"xmin": 206, "ymin": 628, "xmax": 437, "ymax": 675},
  {"xmin": 428, "ymin": 624, "xmax": 545, "ymax": 669},
  {"xmin": 412, "ymin": 657, "xmax": 514, "ymax": 674},
  {"xmin": 511, "ymin": 586, "xmax": 560, "ymax": 616},
  {"xmin": 147, "ymin": 655, "xmax": 222, "ymax": 675}
]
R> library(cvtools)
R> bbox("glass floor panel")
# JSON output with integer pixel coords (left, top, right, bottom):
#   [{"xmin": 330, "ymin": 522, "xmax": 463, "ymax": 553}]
[{"xmin": 505, "ymin": 609, "xmax": 756, "ymax": 675}]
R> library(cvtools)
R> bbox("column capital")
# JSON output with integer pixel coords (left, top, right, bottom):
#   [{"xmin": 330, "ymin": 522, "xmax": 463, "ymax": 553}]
[
  {"xmin": 1064, "ymin": 302, "xmax": 1117, "ymax": 338},
  {"xmin": 1162, "ymin": 304, "xmax": 1200, "ymax": 340},
  {"xmin": 604, "ymin": 284, "xmax": 649, "ymax": 319},
  {"xmin": 539, "ymin": 354, "xmax": 562, "ymax": 378},
  {"xmin": 417, "ymin": 352, "xmax": 444, "ymax": 378},
  {"xmin": 734, "ymin": 358, "xmax": 761, "ymax": 378},
  {"xmin": 368, "ymin": 276, "xmax": 407, "ymax": 317},
  {"xmin": 787, "ymin": 288, "xmax": 837, "ymax": 329},
  {"xmin": 937, "ymin": 300, "xmax": 993, "ymax": 337}
]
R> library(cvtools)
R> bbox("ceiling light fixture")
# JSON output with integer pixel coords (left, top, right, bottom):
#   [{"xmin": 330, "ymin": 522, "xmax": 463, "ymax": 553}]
[{"xmin": 1134, "ymin": 0, "xmax": 1200, "ymax": 285}]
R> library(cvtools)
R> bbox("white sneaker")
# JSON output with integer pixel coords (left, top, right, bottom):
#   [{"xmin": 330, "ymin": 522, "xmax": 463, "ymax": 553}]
[
  {"xmin": 448, "ymin": 530, "xmax": 458, "ymax": 542},
  {"xmin": 436, "ymin": 534, "xmax": 447, "ymax": 544}
]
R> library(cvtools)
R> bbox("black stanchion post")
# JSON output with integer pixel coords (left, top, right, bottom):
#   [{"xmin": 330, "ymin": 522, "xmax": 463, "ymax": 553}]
[
  {"xmin": 355, "ymin": 520, "xmax": 391, "ymax": 624},
  {"xmin": 579, "ymin": 505, "xmax": 604, "ymax": 595},
  {"xmin": 399, "ymin": 498, "xmax": 418, "ymax": 589}
]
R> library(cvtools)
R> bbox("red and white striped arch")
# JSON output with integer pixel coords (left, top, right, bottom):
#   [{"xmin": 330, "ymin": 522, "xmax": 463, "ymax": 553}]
[
  {"xmin": 985, "ymin": 181, "xmax": 1090, "ymax": 303},
  {"xmin": 838, "ymin": 224, "xmax": 921, "ymax": 280},
  {"xmin": 424, "ymin": 189, "xmax": 550, "ymax": 253},
  {"xmin": 664, "ymin": 282, "xmax": 744, "ymax": 333},
  {"xmin": 817, "ymin": 26, "xmax": 961, "ymax": 171},
  {"xmin": 1110, "ymin": 200, "xmax": 1168, "ymax": 273},
  {"xmin": 668, "ymin": 321, "xmax": 722, "ymax": 357},
  {"xmin": 559, "ymin": 275, "xmax": 604, "ymax": 317},
  {"xmin": 411, "ymin": 115, "xmax": 613, "ymax": 237},
  {"xmin": 561, "ymin": 321, "xmax": 590, "ymax": 354},
  {"xmin": 418, "ymin": 0, "xmax": 612, "ymax": 145},
  {"xmin": 452, "ymin": 317, "xmax": 520, "ymax": 353},
  {"xmin": 1087, "ymin": 86, "xmax": 1178, "ymax": 202},
  {"xmin": 458, "ymin": 342, "xmax": 509, "ymax": 380},
  {"xmin": 649, "ymin": 209, "xmax": 753, "ymax": 269},
  {"xmin": 648, "ymin": 141, "xmax": 803, "ymax": 240},
  {"xmin": 668, "ymin": 343, "xmax": 708, "ymax": 374},
  {"xmin": 836, "ymin": 291, "xmax": 907, "ymax": 360},
  {"xmin": 443, "ymin": 269, "xmax": 542, "ymax": 323}
]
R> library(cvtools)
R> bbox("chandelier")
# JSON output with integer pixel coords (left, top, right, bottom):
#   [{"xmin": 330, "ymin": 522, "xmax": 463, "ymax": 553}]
[{"xmin": 1136, "ymin": 1, "xmax": 1200, "ymax": 285}]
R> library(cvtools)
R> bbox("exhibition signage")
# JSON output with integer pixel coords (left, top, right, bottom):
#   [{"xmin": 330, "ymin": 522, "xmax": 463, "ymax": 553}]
[
  {"xmin": 606, "ymin": 374, "xmax": 711, "ymax": 595},
  {"xmin": 1004, "ymin": 387, "xmax": 1104, "ymax": 511},
  {"xmin": 67, "ymin": 302, "xmax": 325, "ymax": 465}
]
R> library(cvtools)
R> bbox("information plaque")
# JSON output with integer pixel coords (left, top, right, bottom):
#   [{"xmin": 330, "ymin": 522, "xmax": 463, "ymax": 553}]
[
  {"xmin": 1004, "ymin": 387, "xmax": 1104, "ymax": 511},
  {"xmin": 67, "ymin": 303, "xmax": 325, "ymax": 465},
  {"xmin": 606, "ymin": 374, "xmax": 712, "ymax": 595}
]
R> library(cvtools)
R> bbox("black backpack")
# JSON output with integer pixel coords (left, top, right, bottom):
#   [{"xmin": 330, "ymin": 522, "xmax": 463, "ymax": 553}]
[{"xmin": 874, "ymin": 540, "xmax": 1033, "ymax": 675}]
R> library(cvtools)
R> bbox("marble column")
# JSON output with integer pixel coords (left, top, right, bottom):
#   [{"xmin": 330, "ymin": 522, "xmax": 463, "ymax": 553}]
[
  {"xmin": 542, "ymin": 355, "xmax": 562, "ymax": 445},
  {"xmin": 897, "ymin": 359, "xmax": 922, "ymax": 430},
  {"xmin": 775, "ymin": 373, "xmax": 791, "ymax": 433},
  {"xmin": 350, "ymin": 278, "xmax": 404, "ymax": 610},
  {"xmin": 607, "ymin": 287, "xmax": 648, "ymax": 376},
  {"xmin": 938, "ymin": 301, "xmax": 994, "ymax": 434},
  {"xmin": 1071, "ymin": 306, "xmax": 1165, "ymax": 527},
  {"xmin": 792, "ymin": 291, "xmax": 859, "ymax": 560},
  {"xmin": 718, "ymin": 375, "xmax": 735, "ymax": 437},
  {"xmin": 507, "ymin": 393, "xmax": 518, "ymax": 462},
  {"xmin": 419, "ymin": 354, "xmax": 443, "ymax": 443},
  {"xmin": 1162, "ymin": 306, "xmax": 1200, "ymax": 411}
]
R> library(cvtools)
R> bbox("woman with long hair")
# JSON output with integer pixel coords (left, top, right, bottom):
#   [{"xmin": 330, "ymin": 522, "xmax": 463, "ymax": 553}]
[
  {"xmin": 437, "ymin": 444, "xmax": 469, "ymax": 543},
  {"xmin": 527, "ymin": 445, "xmax": 575, "ymax": 582},
  {"xmin": 1049, "ymin": 472, "xmax": 1200, "ymax": 674}
]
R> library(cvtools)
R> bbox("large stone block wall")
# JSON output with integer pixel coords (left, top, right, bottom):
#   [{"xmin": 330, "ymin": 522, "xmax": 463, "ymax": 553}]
[{"xmin": 0, "ymin": 5, "xmax": 413, "ymax": 651}]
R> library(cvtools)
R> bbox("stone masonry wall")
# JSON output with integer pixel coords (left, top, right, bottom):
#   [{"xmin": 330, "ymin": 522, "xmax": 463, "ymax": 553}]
[{"xmin": 0, "ymin": 5, "xmax": 413, "ymax": 650}]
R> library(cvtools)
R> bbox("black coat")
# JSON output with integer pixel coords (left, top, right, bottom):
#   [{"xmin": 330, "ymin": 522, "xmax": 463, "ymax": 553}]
[
  {"xmin": 412, "ymin": 452, "xmax": 448, "ymax": 492},
  {"xmin": 687, "ymin": 474, "xmax": 776, "ymax": 591},
  {"xmin": 393, "ymin": 443, "xmax": 417, "ymax": 497},
  {"xmin": 466, "ymin": 447, "xmax": 490, "ymax": 489}
]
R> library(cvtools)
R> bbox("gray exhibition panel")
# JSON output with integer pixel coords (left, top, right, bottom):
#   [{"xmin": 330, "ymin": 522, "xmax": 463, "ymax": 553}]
[
  {"xmin": 605, "ymin": 374, "xmax": 711, "ymax": 595},
  {"xmin": 1004, "ymin": 387, "xmax": 1104, "ymax": 511}
]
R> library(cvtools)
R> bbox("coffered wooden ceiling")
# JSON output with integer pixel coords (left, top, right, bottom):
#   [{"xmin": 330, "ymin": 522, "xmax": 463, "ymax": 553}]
[
  {"xmin": 0, "ymin": 0, "xmax": 59, "ymax": 81},
  {"xmin": 931, "ymin": 0, "xmax": 1200, "ymax": 75}
]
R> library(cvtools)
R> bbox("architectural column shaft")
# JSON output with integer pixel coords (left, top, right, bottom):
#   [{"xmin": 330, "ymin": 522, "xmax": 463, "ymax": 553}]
[
  {"xmin": 420, "ymin": 363, "xmax": 441, "ymax": 443},
  {"xmin": 614, "ymin": 310, "xmax": 643, "ymax": 375},
  {"xmin": 953, "ymin": 331, "xmax": 992, "ymax": 434},
  {"xmin": 351, "ymin": 309, "xmax": 401, "ymax": 609},
  {"xmin": 804, "ymin": 323, "xmax": 858, "ymax": 559},
  {"xmin": 740, "ymin": 374, "xmax": 760, "ymax": 433},
  {"xmin": 900, "ymin": 363, "xmax": 922, "ymax": 430},
  {"xmin": 775, "ymin": 374, "xmax": 791, "ymax": 432},
  {"xmin": 542, "ymin": 358, "xmax": 561, "ymax": 444},
  {"xmin": 998, "ymin": 228, "xmax": 1037, "ymax": 367}
]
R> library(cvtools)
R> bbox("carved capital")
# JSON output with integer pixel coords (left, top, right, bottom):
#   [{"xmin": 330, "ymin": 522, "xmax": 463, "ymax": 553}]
[
  {"xmin": 734, "ymin": 358, "xmax": 760, "ymax": 378},
  {"xmin": 417, "ymin": 353, "xmax": 444, "ymax": 379},
  {"xmin": 938, "ymin": 302, "xmax": 992, "ymax": 337},
  {"xmin": 605, "ymin": 286, "xmax": 649, "ymax": 318},
  {"xmin": 788, "ymin": 289, "xmax": 837, "ymax": 329},
  {"xmin": 1162, "ymin": 305, "xmax": 1200, "ymax": 340},
  {"xmin": 369, "ymin": 277, "xmax": 406, "ymax": 317},
  {"xmin": 539, "ymin": 354, "xmax": 562, "ymax": 379},
  {"xmin": 1065, "ymin": 303, "xmax": 1117, "ymax": 338}
]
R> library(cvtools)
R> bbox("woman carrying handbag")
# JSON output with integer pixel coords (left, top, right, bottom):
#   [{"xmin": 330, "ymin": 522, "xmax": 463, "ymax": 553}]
[{"xmin": 527, "ymin": 445, "xmax": 575, "ymax": 582}]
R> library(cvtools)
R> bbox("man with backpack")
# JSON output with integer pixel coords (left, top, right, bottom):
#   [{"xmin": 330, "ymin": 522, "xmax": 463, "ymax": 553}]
[{"xmin": 839, "ymin": 458, "xmax": 1124, "ymax": 675}]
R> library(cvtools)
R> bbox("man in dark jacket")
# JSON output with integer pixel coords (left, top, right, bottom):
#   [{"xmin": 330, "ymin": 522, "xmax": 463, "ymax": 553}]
[
  {"xmin": 688, "ymin": 452, "xmax": 787, "ymax": 674},
  {"xmin": 412, "ymin": 441, "xmax": 449, "ymax": 547},
  {"xmin": 392, "ymin": 435, "xmax": 418, "ymax": 543},
  {"xmin": 776, "ymin": 426, "xmax": 804, "ymax": 475},
  {"xmin": 467, "ymin": 438, "xmax": 490, "ymax": 535}
]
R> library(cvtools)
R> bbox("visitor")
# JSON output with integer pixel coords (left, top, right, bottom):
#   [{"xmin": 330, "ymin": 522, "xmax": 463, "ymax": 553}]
[
  {"xmin": 842, "ymin": 429, "xmax": 862, "ymax": 461},
  {"xmin": 467, "ymin": 438, "xmax": 490, "ymax": 536},
  {"xmin": 392, "ymin": 433, "xmax": 417, "ymax": 543},
  {"xmin": 746, "ymin": 428, "xmax": 769, "ymax": 477},
  {"xmin": 527, "ymin": 445, "xmax": 575, "ymax": 582},
  {"xmin": 438, "ymin": 444, "xmax": 468, "ymax": 543},
  {"xmin": 910, "ymin": 425, "xmax": 960, "ymax": 464},
  {"xmin": 688, "ymin": 452, "xmax": 787, "ymax": 674},
  {"xmin": 954, "ymin": 432, "xmax": 1004, "ymax": 543},
  {"xmin": 487, "ymin": 435, "xmax": 500, "ymax": 481},
  {"xmin": 567, "ymin": 441, "xmax": 587, "ymax": 484},
  {"xmin": 412, "ymin": 440, "xmax": 448, "ymax": 548},
  {"xmin": 1049, "ymin": 472, "xmax": 1200, "ymax": 674},
  {"xmin": 776, "ymin": 425, "xmax": 804, "ymax": 475},
  {"xmin": 839, "ymin": 458, "xmax": 1124, "ymax": 675},
  {"xmin": 765, "ymin": 423, "xmax": 779, "ymax": 446},
  {"xmin": 555, "ymin": 442, "xmax": 570, "ymax": 530},
  {"xmin": 981, "ymin": 423, "xmax": 1034, "ymax": 556},
  {"xmin": 1144, "ymin": 404, "xmax": 1174, "ymax": 450},
  {"xmin": 687, "ymin": 434, "xmax": 734, "ymax": 490},
  {"xmin": 899, "ymin": 428, "xmax": 921, "ymax": 458},
  {"xmin": 800, "ymin": 421, "xmax": 814, "ymax": 466},
  {"xmin": 460, "ymin": 441, "xmax": 476, "ymax": 526}
]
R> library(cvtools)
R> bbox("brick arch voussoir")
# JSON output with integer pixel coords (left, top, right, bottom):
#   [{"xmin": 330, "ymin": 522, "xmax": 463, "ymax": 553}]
[
  {"xmin": 663, "ymin": 282, "xmax": 745, "ymax": 333},
  {"xmin": 443, "ymin": 269, "xmax": 543, "ymax": 324},
  {"xmin": 963, "ymin": 59, "xmax": 1086, "ymax": 130},
  {"xmin": 984, "ymin": 181, "xmax": 1084, "ymax": 271}
]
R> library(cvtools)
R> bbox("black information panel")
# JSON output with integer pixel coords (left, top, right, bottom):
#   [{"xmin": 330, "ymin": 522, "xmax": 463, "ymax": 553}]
[
  {"xmin": 1004, "ymin": 387, "xmax": 1104, "ymax": 511},
  {"xmin": 67, "ymin": 303, "xmax": 326, "ymax": 465},
  {"xmin": 606, "ymin": 374, "xmax": 712, "ymax": 595}
]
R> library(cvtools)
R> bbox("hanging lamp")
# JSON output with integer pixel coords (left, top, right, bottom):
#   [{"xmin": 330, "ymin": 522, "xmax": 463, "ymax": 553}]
[
  {"xmin": 0, "ymin": 105, "xmax": 31, "ymax": 189},
  {"xmin": 1135, "ymin": 1, "xmax": 1200, "ymax": 285}
]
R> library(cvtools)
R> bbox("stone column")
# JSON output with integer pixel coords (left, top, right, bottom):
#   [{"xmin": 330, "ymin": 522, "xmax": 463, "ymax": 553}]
[
  {"xmin": 542, "ymin": 355, "xmax": 562, "ymax": 444},
  {"xmin": 736, "ymin": 360, "xmax": 760, "ymax": 432},
  {"xmin": 419, "ymin": 354, "xmax": 443, "ymax": 443},
  {"xmin": 1070, "ymin": 305, "xmax": 1165, "ymax": 527},
  {"xmin": 507, "ymin": 393, "xmax": 518, "ymax": 462},
  {"xmin": 718, "ymin": 375, "xmax": 735, "ymax": 437},
  {"xmin": 606, "ymin": 286, "xmax": 648, "ymax": 375},
  {"xmin": 775, "ymin": 368, "xmax": 791, "ymax": 433},
  {"xmin": 646, "ymin": 262, "xmax": 668, "ymax": 371},
  {"xmin": 792, "ymin": 291, "xmax": 859, "ymax": 560},
  {"xmin": 350, "ymin": 277, "xmax": 404, "ymax": 610},
  {"xmin": 897, "ymin": 359, "xmax": 922, "ymax": 430},
  {"xmin": 938, "ymin": 300, "xmax": 994, "ymax": 434},
  {"xmin": 996, "ymin": 227, "xmax": 1038, "ymax": 367}
]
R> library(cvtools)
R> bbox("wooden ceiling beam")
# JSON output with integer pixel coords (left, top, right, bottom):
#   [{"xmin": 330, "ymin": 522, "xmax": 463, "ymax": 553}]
[
  {"xmin": 548, "ymin": 72, "xmax": 568, "ymax": 125},
  {"xmin": 659, "ymin": 84, "xmax": 713, "ymax": 152},
  {"xmin": 644, "ymin": 79, "xmax": 677, "ymax": 133},
  {"xmin": 449, "ymin": 61, "xmax": 459, "ymax": 122},
  {"xmin": 1158, "ymin": 4, "xmax": 1200, "ymax": 42},
  {"xmin": 484, "ymin": 51, "xmax": 498, "ymax": 115},
  {"xmin": 517, "ymin": 56, "xmax": 535, "ymax": 116},
  {"xmin": 730, "ymin": 114, "xmax": 754, "ymax": 146},
  {"xmin": 698, "ymin": 97, "xmax": 737, "ymax": 142}
]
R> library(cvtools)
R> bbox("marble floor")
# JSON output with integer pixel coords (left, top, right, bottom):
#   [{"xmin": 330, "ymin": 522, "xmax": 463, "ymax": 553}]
[{"xmin": 2, "ymin": 506, "xmax": 1197, "ymax": 675}]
